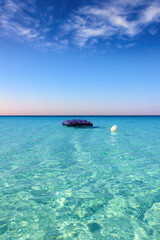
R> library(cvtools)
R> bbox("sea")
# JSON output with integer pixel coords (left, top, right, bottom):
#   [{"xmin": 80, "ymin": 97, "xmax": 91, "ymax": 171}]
[{"xmin": 0, "ymin": 116, "xmax": 160, "ymax": 240}]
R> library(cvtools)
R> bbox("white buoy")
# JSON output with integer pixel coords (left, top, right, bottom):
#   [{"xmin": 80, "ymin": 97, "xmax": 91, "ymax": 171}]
[{"xmin": 111, "ymin": 125, "xmax": 117, "ymax": 132}]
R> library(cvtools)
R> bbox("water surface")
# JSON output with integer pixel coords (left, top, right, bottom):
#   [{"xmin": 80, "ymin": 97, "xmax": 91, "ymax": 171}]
[{"xmin": 0, "ymin": 116, "xmax": 160, "ymax": 239}]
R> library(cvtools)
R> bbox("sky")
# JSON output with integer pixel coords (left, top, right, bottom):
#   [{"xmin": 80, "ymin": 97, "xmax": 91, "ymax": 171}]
[{"xmin": 0, "ymin": 0, "xmax": 160, "ymax": 115}]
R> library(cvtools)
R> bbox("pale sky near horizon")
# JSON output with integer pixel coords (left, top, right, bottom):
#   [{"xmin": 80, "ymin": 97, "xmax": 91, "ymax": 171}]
[{"xmin": 0, "ymin": 0, "xmax": 160, "ymax": 115}]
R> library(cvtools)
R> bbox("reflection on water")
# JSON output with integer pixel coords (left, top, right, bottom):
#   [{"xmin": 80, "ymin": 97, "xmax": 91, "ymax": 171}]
[{"xmin": 110, "ymin": 132, "xmax": 118, "ymax": 146}]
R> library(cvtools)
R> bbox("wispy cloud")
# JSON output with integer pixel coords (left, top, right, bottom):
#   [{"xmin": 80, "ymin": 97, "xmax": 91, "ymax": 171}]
[
  {"xmin": 142, "ymin": 3, "xmax": 160, "ymax": 22},
  {"xmin": 63, "ymin": 0, "xmax": 160, "ymax": 47},
  {"xmin": 0, "ymin": 0, "xmax": 68, "ymax": 51},
  {"xmin": 0, "ymin": 0, "xmax": 39, "ymax": 39},
  {"xmin": 0, "ymin": 0, "xmax": 160, "ymax": 50}
]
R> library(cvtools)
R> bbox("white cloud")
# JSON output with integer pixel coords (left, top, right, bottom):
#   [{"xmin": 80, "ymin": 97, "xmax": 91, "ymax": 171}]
[
  {"xmin": 0, "ymin": 0, "xmax": 39, "ymax": 39},
  {"xmin": 0, "ymin": 0, "xmax": 68, "ymax": 51},
  {"xmin": 0, "ymin": 0, "xmax": 160, "ymax": 50},
  {"xmin": 5, "ymin": 0, "xmax": 18, "ymax": 13},
  {"xmin": 63, "ymin": 0, "xmax": 160, "ymax": 47},
  {"xmin": 142, "ymin": 4, "xmax": 160, "ymax": 22}
]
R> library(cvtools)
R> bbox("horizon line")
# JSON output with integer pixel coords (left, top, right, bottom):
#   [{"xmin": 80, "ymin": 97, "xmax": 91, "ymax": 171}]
[{"xmin": 0, "ymin": 115, "xmax": 160, "ymax": 117}]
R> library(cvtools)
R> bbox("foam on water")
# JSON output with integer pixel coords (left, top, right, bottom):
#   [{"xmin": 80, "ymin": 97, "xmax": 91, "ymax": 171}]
[{"xmin": 0, "ymin": 116, "xmax": 160, "ymax": 239}]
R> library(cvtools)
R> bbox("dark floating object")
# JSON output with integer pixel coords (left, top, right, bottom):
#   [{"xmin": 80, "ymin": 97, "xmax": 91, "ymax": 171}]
[{"xmin": 62, "ymin": 119, "xmax": 93, "ymax": 127}]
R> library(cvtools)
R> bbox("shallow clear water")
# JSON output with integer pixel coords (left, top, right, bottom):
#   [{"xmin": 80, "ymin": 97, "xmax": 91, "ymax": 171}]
[{"xmin": 0, "ymin": 116, "xmax": 160, "ymax": 240}]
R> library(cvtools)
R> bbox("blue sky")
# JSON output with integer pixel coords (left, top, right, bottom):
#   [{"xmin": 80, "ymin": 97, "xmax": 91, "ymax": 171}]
[{"xmin": 0, "ymin": 0, "xmax": 160, "ymax": 115}]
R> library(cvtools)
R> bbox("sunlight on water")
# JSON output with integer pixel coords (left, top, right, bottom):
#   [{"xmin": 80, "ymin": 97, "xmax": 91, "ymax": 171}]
[{"xmin": 0, "ymin": 116, "xmax": 160, "ymax": 239}]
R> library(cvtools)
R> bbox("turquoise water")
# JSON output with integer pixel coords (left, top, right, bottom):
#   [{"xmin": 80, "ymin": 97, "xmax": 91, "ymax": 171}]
[{"xmin": 0, "ymin": 116, "xmax": 160, "ymax": 240}]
